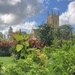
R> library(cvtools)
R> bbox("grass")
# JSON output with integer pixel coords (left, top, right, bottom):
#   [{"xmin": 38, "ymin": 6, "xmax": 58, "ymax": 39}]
[{"xmin": 0, "ymin": 56, "xmax": 14, "ymax": 65}]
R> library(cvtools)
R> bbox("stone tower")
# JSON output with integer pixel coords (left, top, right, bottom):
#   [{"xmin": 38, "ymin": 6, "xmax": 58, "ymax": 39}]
[
  {"xmin": 29, "ymin": 29, "xmax": 36, "ymax": 40},
  {"xmin": 47, "ymin": 10, "xmax": 59, "ymax": 28}
]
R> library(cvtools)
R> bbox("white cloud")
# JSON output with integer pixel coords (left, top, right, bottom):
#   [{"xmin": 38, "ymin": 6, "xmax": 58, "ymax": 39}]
[
  {"xmin": 38, "ymin": 0, "xmax": 44, "ymax": 3},
  {"xmin": 0, "ymin": 14, "xmax": 16, "ymax": 24},
  {"xmin": 12, "ymin": 21, "xmax": 37, "ymax": 32},
  {"xmin": 57, "ymin": 0, "xmax": 74, "ymax": 2},
  {"xmin": 60, "ymin": 1, "xmax": 75, "ymax": 25},
  {"xmin": 0, "ymin": 21, "xmax": 37, "ymax": 34},
  {"xmin": 45, "ymin": 0, "xmax": 50, "ymax": 4},
  {"xmin": 8, "ymin": 0, "xmax": 21, "ymax": 5},
  {"xmin": 0, "ymin": 0, "xmax": 49, "ymax": 34},
  {"xmin": 0, "ymin": 0, "xmax": 21, "ymax": 5},
  {"xmin": 0, "ymin": 0, "xmax": 45, "ymax": 25},
  {"xmin": 53, "ymin": 7, "xmax": 59, "ymax": 10}
]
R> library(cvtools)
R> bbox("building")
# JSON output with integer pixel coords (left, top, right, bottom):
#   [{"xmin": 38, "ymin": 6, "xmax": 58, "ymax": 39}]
[
  {"xmin": 47, "ymin": 10, "xmax": 59, "ymax": 28},
  {"xmin": 29, "ymin": 29, "xmax": 36, "ymax": 40},
  {"xmin": 30, "ymin": 10, "xmax": 60, "ymax": 40}
]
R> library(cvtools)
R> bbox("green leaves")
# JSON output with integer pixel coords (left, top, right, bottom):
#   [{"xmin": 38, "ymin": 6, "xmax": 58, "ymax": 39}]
[
  {"xmin": 22, "ymin": 42, "xmax": 29, "ymax": 47},
  {"xmin": 24, "ymin": 34, "xmax": 29, "ymax": 40},
  {"xmin": 13, "ymin": 34, "xmax": 23, "ymax": 41},
  {"xmin": 13, "ymin": 34, "xmax": 29, "ymax": 41},
  {"xmin": 25, "ymin": 42, "xmax": 29, "ymax": 47},
  {"xmin": 37, "ymin": 24, "xmax": 54, "ymax": 46},
  {"xmin": 16, "ymin": 44, "xmax": 23, "ymax": 52},
  {"xmin": 13, "ymin": 34, "xmax": 29, "ymax": 53}
]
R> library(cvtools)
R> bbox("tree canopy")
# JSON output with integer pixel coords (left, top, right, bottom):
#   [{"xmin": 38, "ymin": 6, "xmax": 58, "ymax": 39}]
[
  {"xmin": 55, "ymin": 24, "xmax": 73, "ymax": 40},
  {"xmin": 36, "ymin": 24, "xmax": 54, "ymax": 46}
]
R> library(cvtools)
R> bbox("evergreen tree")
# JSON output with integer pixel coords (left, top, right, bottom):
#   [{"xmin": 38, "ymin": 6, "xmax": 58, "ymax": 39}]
[
  {"xmin": 36, "ymin": 24, "xmax": 54, "ymax": 46},
  {"xmin": 8, "ymin": 27, "xmax": 13, "ymax": 38},
  {"xmin": 58, "ymin": 24, "xmax": 73, "ymax": 40}
]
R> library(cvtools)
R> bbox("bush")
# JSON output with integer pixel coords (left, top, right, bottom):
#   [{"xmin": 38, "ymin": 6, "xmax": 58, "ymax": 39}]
[
  {"xmin": 2, "ymin": 49, "xmax": 48, "ymax": 75},
  {"xmin": 1, "ymin": 34, "xmax": 75, "ymax": 75},
  {"xmin": 42, "ymin": 44, "xmax": 75, "ymax": 75},
  {"xmin": 1, "ymin": 43, "xmax": 75, "ymax": 75},
  {"xmin": 0, "ymin": 41, "xmax": 11, "ymax": 56}
]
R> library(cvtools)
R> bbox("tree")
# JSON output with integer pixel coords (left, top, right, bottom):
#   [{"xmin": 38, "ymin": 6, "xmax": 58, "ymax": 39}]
[
  {"xmin": 3, "ymin": 34, "xmax": 6, "ymax": 40},
  {"xmin": 55, "ymin": 24, "xmax": 73, "ymax": 40},
  {"xmin": 8, "ymin": 27, "xmax": 13, "ymax": 38},
  {"xmin": 36, "ymin": 24, "xmax": 54, "ymax": 46},
  {"xmin": 0, "ymin": 32, "xmax": 3, "ymax": 40}
]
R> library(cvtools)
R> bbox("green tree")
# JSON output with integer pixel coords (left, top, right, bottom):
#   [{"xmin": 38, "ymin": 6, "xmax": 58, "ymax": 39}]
[
  {"xmin": 0, "ymin": 32, "xmax": 3, "ymax": 41},
  {"xmin": 37, "ymin": 24, "xmax": 54, "ymax": 46},
  {"xmin": 8, "ymin": 27, "xmax": 13, "ymax": 39},
  {"xmin": 55, "ymin": 24, "xmax": 73, "ymax": 40}
]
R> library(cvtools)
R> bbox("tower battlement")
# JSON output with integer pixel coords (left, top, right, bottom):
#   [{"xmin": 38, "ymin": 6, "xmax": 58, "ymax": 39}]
[{"xmin": 47, "ymin": 10, "xmax": 59, "ymax": 28}]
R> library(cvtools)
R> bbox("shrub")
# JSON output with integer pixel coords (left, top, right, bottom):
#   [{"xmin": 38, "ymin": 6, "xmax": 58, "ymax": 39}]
[
  {"xmin": 2, "ymin": 48, "xmax": 48, "ymax": 75},
  {"xmin": 0, "ymin": 41, "xmax": 11, "ymax": 56}
]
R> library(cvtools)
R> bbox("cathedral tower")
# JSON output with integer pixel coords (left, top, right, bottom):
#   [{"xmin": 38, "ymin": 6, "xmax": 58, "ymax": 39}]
[{"xmin": 47, "ymin": 10, "xmax": 59, "ymax": 28}]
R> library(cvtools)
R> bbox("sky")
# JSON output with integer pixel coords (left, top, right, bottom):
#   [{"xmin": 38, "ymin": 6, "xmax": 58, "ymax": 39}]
[{"xmin": 0, "ymin": 0, "xmax": 75, "ymax": 34}]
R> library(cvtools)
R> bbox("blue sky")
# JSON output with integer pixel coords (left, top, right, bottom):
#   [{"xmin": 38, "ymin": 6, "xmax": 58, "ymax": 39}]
[
  {"xmin": 24, "ymin": 0, "xmax": 75, "ymax": 28},
  {"xmin": 0, "ymin": 0, "xmax": 75, "ymax": 34}
]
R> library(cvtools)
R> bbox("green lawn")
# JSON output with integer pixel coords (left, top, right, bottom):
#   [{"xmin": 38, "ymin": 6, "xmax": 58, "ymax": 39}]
[{"xmin": 0, "ymin": 57, "xmax": 14, "ymax": 64}]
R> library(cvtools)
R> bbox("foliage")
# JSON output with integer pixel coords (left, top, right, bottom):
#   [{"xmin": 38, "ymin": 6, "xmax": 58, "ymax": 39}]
[
  {"xmin": 13, "ymin": 34, "xmax": 23, "ymax": 41},
  {"xmin": 0, "ymin": 38, "xmax": 74, "ymax": 75},
  {"xmin": 1, "ymin": 41, "xmax": 75, "ymax": 75},
  {"xmin": 1, "ymin": 48, "xmax": 48, "ymax": 75},
  {"xmin": 0, "ymin": 28, "xmax": 75, "ymax": 75},
  {"xmin": 11, "ymin": 34, "xmax": 30, "ymax": 59},
  {"xmin": 0, "ymin": 62, "xmax": 3, "ymax": 72},
  {"xmin": 42, "ymin": 41, "xmax": 75, "ymax": 75},
  {"xmin": 16, "ymin": 44, "xmax": 23, "ymax": 52},
  {"xmin": 0, "ymin": 32, "xmax": 3, "ymax": 40},
  {"xmin": 55, "ymin": 24, "xmax": 73, "ymax": 40},
  {"xmin": 11, "ymin": 41, "xmax": 18, "ymax": 46},
  {"xmin": 29, "ymin": 39, "xmax": 44, "ymax": 49},
  {"xmin": 8, "ymin": 27, "xmax": 13, "ymax": 34},
  {"xmin": 36, "ymin": 24, "xmax": 54, "ymax": 46},
  {"xmin": 0, "ymin": 41, "xmax": 11, "ymax": 56}
]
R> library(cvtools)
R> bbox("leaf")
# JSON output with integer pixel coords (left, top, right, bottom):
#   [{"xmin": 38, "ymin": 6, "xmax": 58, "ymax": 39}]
[
  {"xmin": 27, "ymin": 48, "xmax": 36, "ymax": 51},
  {"xmin": 24, "ymin": 34, "xmax": 29, "ymax": 40},
  {"xmin": 13, "ymin": 34, "xmax": 23, "ymax": 41},
  {"xmin": 25, "ymin": 42, "xmax": 29, "ymax": 47},
  {"xmin": 16, "ymin": 44, "xmax": 23, "ymax": 52}
]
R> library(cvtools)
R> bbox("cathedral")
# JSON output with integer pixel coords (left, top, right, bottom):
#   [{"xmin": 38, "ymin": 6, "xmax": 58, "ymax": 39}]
[
  {"xmin": 47, "ymin": 10, "xmax": 59, "ymax": 28},
  {"xmin": 29, "ymin": 10, "xmax": 60, "ymax": 40},
  {"xmin": 8, "ymin": 10, "xmax": 60, "ymax": 42}
]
